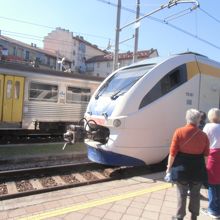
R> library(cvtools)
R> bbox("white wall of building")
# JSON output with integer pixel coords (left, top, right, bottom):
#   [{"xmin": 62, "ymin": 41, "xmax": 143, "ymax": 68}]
[
  {"xmin": 44, "ymin": 28, "xmax": 73, "ymax": 61},
  {"xmin": 44, "ymin": 28, "xmax": 106, "ymax": 73}
]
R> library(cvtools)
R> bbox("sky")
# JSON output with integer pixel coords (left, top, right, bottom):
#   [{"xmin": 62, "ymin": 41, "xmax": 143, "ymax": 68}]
[{"xmin": 0, "ymin": 0, "xmax": 220, "ymax": 62}]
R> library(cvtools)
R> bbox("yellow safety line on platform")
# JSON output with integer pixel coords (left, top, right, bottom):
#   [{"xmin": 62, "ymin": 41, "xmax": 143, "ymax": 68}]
[{"xmin": 19, "ymin": 183, "xmax": 172, "ymax": 220}]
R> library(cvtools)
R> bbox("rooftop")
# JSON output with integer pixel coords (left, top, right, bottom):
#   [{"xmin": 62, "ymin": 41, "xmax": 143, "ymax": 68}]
[
  {"xmin": 0, "ymin": 35, "xmax": 72, "ymax": 63},
  {"xmin": 86, "ymin": 49, "xmax": 158, "ymax": 63},
  {"xmin": 0, "ymin": 35, "xmax": 58, "ymax": 58}
]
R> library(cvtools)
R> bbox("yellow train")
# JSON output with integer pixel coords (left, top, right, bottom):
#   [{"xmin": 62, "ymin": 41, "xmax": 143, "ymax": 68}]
[{"xmin": 0, "ymin": 61, "xmax": 102, "ymax": 131}]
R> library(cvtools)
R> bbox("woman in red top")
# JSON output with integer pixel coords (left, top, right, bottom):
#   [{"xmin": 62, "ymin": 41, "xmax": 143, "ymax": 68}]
[{"xmin": 166, "ymin": 109, "xmax": 209, "ymax": 220}]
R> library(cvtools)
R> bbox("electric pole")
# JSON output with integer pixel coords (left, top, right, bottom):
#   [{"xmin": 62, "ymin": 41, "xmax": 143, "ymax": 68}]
[
  {"xmin": 133, "ymin": 0, "xmax": 140, "ymax": 63},
  {"xmin": 113, "ymin": 0, "xmax": 121, "ymax": 71},
  {"xmin": 112, "ymin": 0, "xmax": 199, "ymax": 70}
]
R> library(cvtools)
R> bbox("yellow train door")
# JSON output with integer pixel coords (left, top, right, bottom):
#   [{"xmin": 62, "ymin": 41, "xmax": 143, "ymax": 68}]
[
  {"xmin": 2, "ymin": 75, "xmax": 24, "ymax": 122},
  {"xmin": 12, "ymin": 76, "xmax": 24, "ymax": 122},
  {"xmin": 0, "ymin": 74, "xmax": 4, "ymax": 121},
  {"xmin": 2, "ymin": 75, "xmax": 13, "ymax": 122}
]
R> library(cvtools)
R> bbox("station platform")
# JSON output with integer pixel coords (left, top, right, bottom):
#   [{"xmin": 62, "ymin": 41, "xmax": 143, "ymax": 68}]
[{"xmin": 0, "ymin": 171, "xmax": 212, "ymax": 220}]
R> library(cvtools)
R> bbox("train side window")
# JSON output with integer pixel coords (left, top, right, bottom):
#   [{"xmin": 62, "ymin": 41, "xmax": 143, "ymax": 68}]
[
  {"xmin": 29, "ymin": 82, "xmax": 58, "ymax": 102},
  {"xmin": 14, "ymin": 81, "xmax": 20, "ymax": 99},
  {"xmin": 6, "ymin": 80, "xmax": 13, "ymax": 99},
  {"xmin": 66, "ymin": 86, "xmax": 91, "ymax": 103},
  {"xmin": 139, "ymin": 65, "xmax": 187, "ymax": 109}
]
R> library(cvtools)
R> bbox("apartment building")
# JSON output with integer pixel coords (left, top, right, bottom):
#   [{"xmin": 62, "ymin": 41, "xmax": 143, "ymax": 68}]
[
  {"xmin": 44, "ymin": 27, "xmax": 107, "ymax": 73},
  {"xmin": 0, "ymin": 34, "xmax": 71, "ymax": 70}
]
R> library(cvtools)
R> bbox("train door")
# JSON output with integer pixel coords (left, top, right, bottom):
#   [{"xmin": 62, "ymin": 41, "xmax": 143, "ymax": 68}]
[
  {"xmin": 2, "ymin": 75, "xmax": 24, "ymax": 122},
  {"xmin": 12, "ymin": 76, "xmax": 24, "ymax": 122},
  {"xmin": 0, "ymin": 74, "xmax": 4, "ymax": 121}
]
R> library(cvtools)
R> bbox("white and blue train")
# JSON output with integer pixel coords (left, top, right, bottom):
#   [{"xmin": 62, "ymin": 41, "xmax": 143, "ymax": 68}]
[{"xmin": 83, "ymin": 52, "xmax": 220, "ymax": 166}]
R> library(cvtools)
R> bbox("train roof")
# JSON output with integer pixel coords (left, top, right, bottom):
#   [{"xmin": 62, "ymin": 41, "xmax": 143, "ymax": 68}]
[
  {"xmin": 102, "ymin": 52, "xmax": 220, "ymax": 82},
  {"xmin": 125, "ymin": 56, "xmax": 166, "ymax": 68},
  {"xmin": 124, "ymin": 52, "xmax": 212, "ymax": 70},
  {"xmin": 0, "ymin": 60, "xmax": 104, "ymax": 82}
]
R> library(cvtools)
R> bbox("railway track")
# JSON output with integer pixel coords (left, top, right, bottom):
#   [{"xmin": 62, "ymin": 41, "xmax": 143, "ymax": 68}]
[{"xmin": 0, "ymin": 162, "xmax": 164, "ymax": 201}]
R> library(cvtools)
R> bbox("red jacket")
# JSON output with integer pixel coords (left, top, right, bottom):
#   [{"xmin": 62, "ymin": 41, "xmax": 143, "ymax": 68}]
[{"xmin": 170, "ymin": 124, "xmax": 209, "ymax": 157}]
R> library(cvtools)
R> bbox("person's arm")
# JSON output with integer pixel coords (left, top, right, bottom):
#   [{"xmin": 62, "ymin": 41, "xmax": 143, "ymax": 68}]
[
  {"xmin": 166, "ymin": 129, "xmax": 179, "ymax": 173},
  {"xmin": 204, "ymin": 156, "xmax": 208, "ymax": 165},
  {"xmin": 166, "ymin": 154, "xmax": 175, "ymax": 173},
  {"xmin": 204, "ymin": 134, "xmax": 210, "ymax": 166}
]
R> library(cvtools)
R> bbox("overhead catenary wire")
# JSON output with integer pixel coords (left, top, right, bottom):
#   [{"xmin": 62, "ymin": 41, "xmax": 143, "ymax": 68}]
[
  {"xmin": 0, "ymin": 2, "xmax": 193, "ymax": 51},
  {"xmin": 0, "ymin": 16, "xmax": 133, "ymax": 55},
  {"xmin": 0, "ymin": 31, "xmax": 105, "ymax": 60},
  {"xmin": 1, "ymin": 30, "xmax": 134, "ymax": 60},
  {"xmin": 198, "ymin": 7, "xmax": 220, "ymax": 24},
  {"xmin": 97, "ymin": 0, "xmax": 220, "ymax": 51},
  {"xmin": 2, "ymin": 30, "xmax": 131, "ymax": 57},
  {"xmin": 163, "ymin": 7, "xmax": 193, "ymax": 22},
  {"xmin": 148, "ymin": 16, "xmax": 220, "ymax": 50},
  {"xmin": 164, "ymin": 10, "xmax": 192, "ymax": 22},
  {"xmin": 167, "ymin": 23, "xmax": 220, "ymax": 50},
  {"xmin": 0, "ymin": 16, "xmax": 111, "ymax": 41},
  {"xmin": 0, "ymin": 12, "xmax": 135, "ymax": 51},
  {"xmin": 0, "ymin": 16, "xmax": 128, "ymax": 58},
  {"xmin": 1, "ymin": 2, "xmax": 220, "ymax": 54}
]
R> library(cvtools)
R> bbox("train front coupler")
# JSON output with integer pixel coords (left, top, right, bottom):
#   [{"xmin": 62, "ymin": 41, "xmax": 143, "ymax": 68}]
[
  {"xmin": 62, "ymin": 118, "xmax": 110, "ymax": 150},
  {"xmin": 63, "ymin": 124, "xmax": 86, "ymax": 150}
]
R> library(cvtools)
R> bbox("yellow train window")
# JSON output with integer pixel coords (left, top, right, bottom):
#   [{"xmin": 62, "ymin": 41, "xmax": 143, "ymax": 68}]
[
  {"xmin": 6, "ymin": 80, "xmax": 12, "ymax": 99},
  {"xmin": 14, "ymin": 81, "xmax": 20, "ymax": 99}
]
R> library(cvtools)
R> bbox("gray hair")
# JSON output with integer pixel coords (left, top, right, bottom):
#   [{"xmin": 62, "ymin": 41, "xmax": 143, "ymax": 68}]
[
  {"xmin": 207, "ymin": 108, "xmax": 220, "ymax": 123},
  {"xmin": 185, "ymin": 109, "xmax": 201, "ymax": 125}
]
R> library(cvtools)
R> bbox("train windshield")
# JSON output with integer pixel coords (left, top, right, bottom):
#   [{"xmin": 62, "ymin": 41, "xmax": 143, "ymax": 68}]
[{"xmin": 95, "ymin": 64, "xmax": 155, "ymax": 99}]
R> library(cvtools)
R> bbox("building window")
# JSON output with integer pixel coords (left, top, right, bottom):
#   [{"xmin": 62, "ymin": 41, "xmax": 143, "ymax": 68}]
[
  {"xmin": 29, "ymin": 82, "xmax": 58, "ymax": 102},
  {"xmin": 86, "ymin": 63, "xmax": 94, "ymax": 72},
  {"xmin": 107, "ymin": 62, "xmax": 110, "ymax": 68},
  {"xmin": 52, "ymin": 58, "xmax": 56, "ymax": 67},
  {"xmin": 13, "ymin": 47, "xmax": 16, "ymax": 56},
  {"xmin": 47, "ymin": 57, "xmax": 50, "ymax": 65},
  {"xmin": 97, "ymin": 62, "xmax": 100, "ymax": 68},
  {"xmin": 25, "ymin": 51, "xmax": 30, "ymax": 60},
  {"xmin": 66, "ymin": 86, "xmax": 91, "ymax": 103},
  {"xmin": 139, "ymin": 65, "xmax": 187, "ymax": 109},
  {"xmin": 79, "ymin": 43, "xmax": 86, "ymax": 52},
  {"xmin": 17, "ymin": 48, "xmax": 22, "ymax": 57}
]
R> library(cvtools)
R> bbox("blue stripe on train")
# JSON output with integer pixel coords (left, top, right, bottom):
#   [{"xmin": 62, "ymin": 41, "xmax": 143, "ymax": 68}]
[{"xmin": 87, "ymin": 145, "xmax": 145, "ymax": 166}]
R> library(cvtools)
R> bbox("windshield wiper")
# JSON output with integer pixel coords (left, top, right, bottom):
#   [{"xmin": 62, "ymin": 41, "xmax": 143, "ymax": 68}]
[
  {"xmin": 95, "ymin": 82, "xmax": 109, "ymax": 99},
  {"xmin": 111, "ymin": 78, "xmax": 139, "ymax": 100}
]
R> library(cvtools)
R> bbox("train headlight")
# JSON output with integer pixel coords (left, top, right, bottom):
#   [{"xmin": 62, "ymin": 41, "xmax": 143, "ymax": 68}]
[{"xmin": 113, "ymin": 119, "xmax": 121, "ymax": 127}]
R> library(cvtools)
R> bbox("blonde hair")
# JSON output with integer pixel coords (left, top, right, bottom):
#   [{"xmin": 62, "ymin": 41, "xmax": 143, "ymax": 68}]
[
  {"xmin": 185, "ymin": 109, "xmax": 201, "ymax": 125},
  {"xmin": 207, "ymin": 108, "xmax": 220, "ymax": 123}
]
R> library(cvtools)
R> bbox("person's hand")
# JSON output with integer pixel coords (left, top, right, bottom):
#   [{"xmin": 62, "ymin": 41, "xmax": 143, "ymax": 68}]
[{"xmin": 166, "ymin": 166, "xmax": 171, "ymax": 174}]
